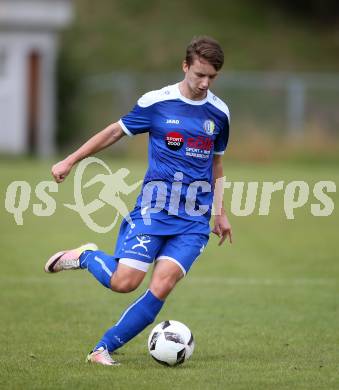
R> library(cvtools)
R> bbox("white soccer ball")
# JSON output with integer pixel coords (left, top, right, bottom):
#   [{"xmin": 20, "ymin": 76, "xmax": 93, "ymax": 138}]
[{"xmin": 148, "ymin": 320, "xmax": 195, "ymax": 366}]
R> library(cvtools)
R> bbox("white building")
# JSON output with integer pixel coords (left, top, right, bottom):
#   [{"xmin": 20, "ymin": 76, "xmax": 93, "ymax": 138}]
[{"xmin": 0, "ymin": 0, "xmax": 73, "ymax": 156}]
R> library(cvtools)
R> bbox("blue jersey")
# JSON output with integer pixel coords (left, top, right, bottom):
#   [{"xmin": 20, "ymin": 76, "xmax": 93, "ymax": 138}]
[{"xmin": 118, "ymin": 83, "xmax": 230, "ymax": 235}]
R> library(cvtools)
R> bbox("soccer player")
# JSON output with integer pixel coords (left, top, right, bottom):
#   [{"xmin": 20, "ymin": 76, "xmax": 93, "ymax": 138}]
[{"xmin": 45, "ymin": 36, "xmax": 232, "ymax": 366}]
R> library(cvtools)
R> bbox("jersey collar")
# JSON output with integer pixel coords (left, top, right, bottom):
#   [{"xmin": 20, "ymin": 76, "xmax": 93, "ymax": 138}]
[{"xmin": 175, "ymin": 83, "xmax": 209, "ymax": 106}]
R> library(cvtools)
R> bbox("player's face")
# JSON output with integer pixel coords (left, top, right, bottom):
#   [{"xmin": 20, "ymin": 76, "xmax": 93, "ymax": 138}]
[{"xmin": 182, "ymin": 57, "xmax": 218, "ymax": 100}]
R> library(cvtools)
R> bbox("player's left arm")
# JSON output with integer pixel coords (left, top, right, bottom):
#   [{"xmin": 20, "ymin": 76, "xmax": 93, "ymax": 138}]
[{"xmin": 212, "ymin": 154, "xmax": 232, "ymax": 245}]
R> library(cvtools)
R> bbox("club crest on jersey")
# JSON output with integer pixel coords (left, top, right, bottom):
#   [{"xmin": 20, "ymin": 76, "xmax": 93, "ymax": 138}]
[{"xmin": 203, "ymin": 120, "xmax": 215, "ymax": 135}]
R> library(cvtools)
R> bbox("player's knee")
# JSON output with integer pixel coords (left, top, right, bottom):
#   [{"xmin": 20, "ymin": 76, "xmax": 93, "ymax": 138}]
[
  {"xmin": 110, "ymin": 277, "xmax": 141, "ymax": 293},
  {"xmin": 150, "ymin": 276, "xmax": 178, "ymax": 300},
  {"xmin": 110, "ymin": 264, "xmax": 146, "ymax": 293},
  {"xmin": 111, "ymin": 280, "xmax": 137, "ymax": 293}
]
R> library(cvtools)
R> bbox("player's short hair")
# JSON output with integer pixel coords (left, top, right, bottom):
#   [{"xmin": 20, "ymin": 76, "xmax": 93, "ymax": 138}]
[{"xmin": 185, "ymin": 36, "xmax": 224, "ymax": 71}]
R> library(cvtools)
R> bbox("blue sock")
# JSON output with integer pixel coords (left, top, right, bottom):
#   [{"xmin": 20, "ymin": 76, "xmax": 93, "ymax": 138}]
[
  {"xmin": 79, "ymin": 250, "xmax": 118, "ymax": 289},
  {"xmin": 94, "ymin": 289, "xmax": 164, "ymax": 352}
]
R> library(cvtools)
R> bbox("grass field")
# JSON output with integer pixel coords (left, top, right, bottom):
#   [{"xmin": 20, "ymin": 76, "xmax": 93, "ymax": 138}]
[{"xmin": 0, "ymin": 157, "xmax": 338, "ymax": 389}]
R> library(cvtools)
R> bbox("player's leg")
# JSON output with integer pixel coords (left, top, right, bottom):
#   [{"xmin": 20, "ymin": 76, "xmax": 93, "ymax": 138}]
[
  {"xmin": 93, "ymin": 261, "xmax": 184, "ymax": 354},
  {"xmin": 146, "ymin": 232, "xmax": 208, "ymax": 302},
  {"xmin": 88, "ymin": 287, "xmax": 165, "ymax": 362},
  {"xmin": 44, "ymin": 219, "xmax": 157, "ymax": 291},
  {"xmin": 45, "ymin": 243, "xmax": 122, "ymax": 289},
  {"xmin": 86, "ymin": 262, "xmax": 155, "ymax": 366},
  {"xmin": 109, "ymin": 263, "xmax": 146, "ymax": 293},
  {"xmin": 85, "ymin": 262, "xmax": 183, "ymax": 365},
  {"xmin": 154, "ymin": 233, "xmax": 209, "ymax": 283},
  {"xmin": 92, "ymin": 261, "xmax": 183, "ymax": 352},
  {"xmin": 44, "ymin": 242, "xmax": 98, "ymax": 274},
  {"xmin": 149, "ymin": 259, "xmax": 184, "ymax": 300},
  {"xmin": 87, "ymin": 241, "xmax": 170, "ymax": 364},
  {"xmin": 88, "ymin": 234, "xmax": 208, "ymax": 365}
]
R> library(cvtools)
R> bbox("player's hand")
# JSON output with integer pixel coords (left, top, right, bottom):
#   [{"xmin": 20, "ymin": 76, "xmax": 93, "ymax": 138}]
[
  {"xmin": 212, "ymin": 214, "xmax": 233, "ymax": 246},
  {"xmin": 51, "ymin": 159, "xmax": 73, "ymax": 183}
]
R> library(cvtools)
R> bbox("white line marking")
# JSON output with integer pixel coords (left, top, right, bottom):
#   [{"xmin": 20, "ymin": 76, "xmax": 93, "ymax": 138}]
[
  {"xmin": 186, "ymin": 277, "xmax": 337, "ymax": 286},
  {"xmin": 0, "ymin": 276, "xmax": 336, "ymax": 287}
]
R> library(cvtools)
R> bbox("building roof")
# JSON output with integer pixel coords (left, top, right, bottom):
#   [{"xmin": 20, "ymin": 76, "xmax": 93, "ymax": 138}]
[{"xmin": 0, "ymin": 0, "xmax": 73, "ymax": 30}]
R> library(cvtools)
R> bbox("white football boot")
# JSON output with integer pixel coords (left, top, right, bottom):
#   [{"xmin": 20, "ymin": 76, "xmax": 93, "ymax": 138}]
[
  {"xmin": 87, "ymin": 347, "xmax": 120, "ymax": 366},
  {"xmin": 44, "ymin": 243, "xmax": 98, "ymax": 273}
]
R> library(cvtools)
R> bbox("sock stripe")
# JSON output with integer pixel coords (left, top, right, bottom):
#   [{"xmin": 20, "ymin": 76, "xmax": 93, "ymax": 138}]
[
  {"xmin": 94, "ymin": 256, "xmax": 113, "ymax": 278},
  {"xmin": 115, "ymin": 289, "xmax": 149, "ymax": 327},
  {"xmin": 80, "ymin": 251, "xmax": 93, "ymax": 269},
  {"xmin": 95, "ymin": 289, "xmax": 164, "ymax": 352}
]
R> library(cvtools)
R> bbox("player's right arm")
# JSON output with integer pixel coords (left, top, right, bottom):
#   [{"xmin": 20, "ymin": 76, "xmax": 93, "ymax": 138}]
[{"xmin": 52, "ymin": 122, "xmax": 125, "ymax": 183}]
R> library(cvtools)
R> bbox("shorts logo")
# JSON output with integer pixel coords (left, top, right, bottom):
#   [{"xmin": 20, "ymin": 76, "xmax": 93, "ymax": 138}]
[
  {"xmin": 165, "ymin": 131, "xmax": 184, "ymax": 151},
  {"xmin": 132, "ymin": 234, "xmax": 151, "ymax": 252},
  {"xmin": 203, "ymin": 120, "xmax": 215, "ymax": 135}
]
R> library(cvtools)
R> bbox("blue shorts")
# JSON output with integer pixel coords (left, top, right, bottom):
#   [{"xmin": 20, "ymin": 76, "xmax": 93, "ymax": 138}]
[{"xmin": 113, "ymin": 219, "xmax": 209, "ymax": 275}]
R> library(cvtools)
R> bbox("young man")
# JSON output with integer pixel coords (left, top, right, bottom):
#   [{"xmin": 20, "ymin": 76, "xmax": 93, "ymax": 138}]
[{"xmin": 45, "ymin": 36, "xmax": 232, "ymax": 366}]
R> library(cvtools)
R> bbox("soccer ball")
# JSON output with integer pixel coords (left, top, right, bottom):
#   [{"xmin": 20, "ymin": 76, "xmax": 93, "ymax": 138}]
[{"xmin": 148, "ymin": 320, "xmax": 194, "ymax": 366}]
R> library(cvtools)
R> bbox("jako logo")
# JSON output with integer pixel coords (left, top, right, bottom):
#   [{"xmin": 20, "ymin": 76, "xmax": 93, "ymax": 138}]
[{"xmin": 166, "ymin": 119, "xmax": 180, "ymax": 124}]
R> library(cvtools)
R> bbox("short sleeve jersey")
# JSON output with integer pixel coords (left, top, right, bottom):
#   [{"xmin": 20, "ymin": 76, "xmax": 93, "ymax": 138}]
[{"xmin": 119, "ymin": 83, "xmax": 230, "ymax": 231}]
